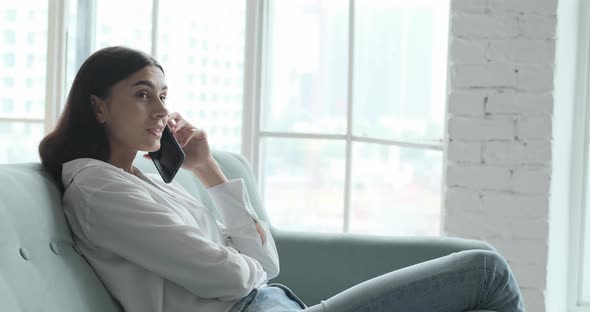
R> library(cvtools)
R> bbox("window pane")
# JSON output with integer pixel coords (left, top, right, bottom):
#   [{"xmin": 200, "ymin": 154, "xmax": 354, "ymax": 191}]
[
  {"xmin": 0, "ymin": 122, "xmax": 43, "ymax": 164},
  {"xmin": 260, "ymin": 137, "xmax": 345, "ymax": 232},
  {"xmin": 350, "ymin": 142, "xmax": 442, "ymax": 236},
  {"xmin": 159, "ymin": 0, "xmax": 245, "ymax": 153},
  {"xmin": 353, "ymin": 0, "xmax": 449, "ymax": 142},
  {"xmin": 95, "ymin": 0, "xmax": 152, "ymax": 52},
  {"xmin": 262, "ymin": 0, "xmax": 349, "ymax": 134},
  {"xmin": 65, "ymin": 0, "xmax": 80, "ymax": 96},
  {"xmin": 584, "ymin": 222, "xmax": 590, "ymax": 302},
  {"xmin": 0, "ymin": 2, "xmax": 48, "ymax": 119},
  {"xmin": 582, "ymin": 149, "xmax": 590, "ymax": 302}
]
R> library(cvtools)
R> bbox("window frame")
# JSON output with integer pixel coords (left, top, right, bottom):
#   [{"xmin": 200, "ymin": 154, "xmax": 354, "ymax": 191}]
[
  {"xmin": 0, "ymin": 0, "xmax": 66, "ymax": 138},
  {"xmin": 45, "ymin": 0, "xmax": 68, "ymax": 134},
  {"xmin": 569, "ymin": 0, "xmax": 590, "ymax": 310},
  {"xmin": 251, "ymin": 0, "xmax": 445, "ymax": 233},
  {"xmin": 26, "ymin": 0, "xmax": 446, "ymax": 235}
]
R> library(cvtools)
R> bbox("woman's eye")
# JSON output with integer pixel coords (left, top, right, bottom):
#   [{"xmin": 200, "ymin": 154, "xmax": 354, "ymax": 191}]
[
  {"xmin": 160, "ymin": 95, "xmax": 167, "ymax": 101},
  {"xmin": 137, "ymin": 92, "xmax": 149, "ymax": 99}
]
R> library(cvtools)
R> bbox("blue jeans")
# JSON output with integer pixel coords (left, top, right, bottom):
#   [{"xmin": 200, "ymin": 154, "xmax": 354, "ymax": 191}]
[
  {"xmin": 231, "ymin": 250, "xmax": 525, "ymax": 312},
  {"xmin": 229, "ymin": 284, "xmax": 306, "ymax": 312}
]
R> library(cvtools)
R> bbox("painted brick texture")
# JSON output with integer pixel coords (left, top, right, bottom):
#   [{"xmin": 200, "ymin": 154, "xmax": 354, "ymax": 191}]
[{"xmin": 446, "ymin": 0, "xmax": 557, "ymax": 311}]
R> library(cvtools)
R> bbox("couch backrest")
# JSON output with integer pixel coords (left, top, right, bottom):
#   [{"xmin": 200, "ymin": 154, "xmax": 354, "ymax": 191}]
[
  {"xmin": 0, "ymin": 163, "xmax": 123, "ymax": 312},
  {"xmin": 0, "ymin": 151, "xmax": 267, "ymax": 312},
  {"xmin": 133, "ymin": 151, "xmax": 269, "ymax": 223}
]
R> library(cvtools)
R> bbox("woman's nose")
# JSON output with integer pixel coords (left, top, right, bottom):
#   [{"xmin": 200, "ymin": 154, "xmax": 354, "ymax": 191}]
[{"xmin": 152, "ymin": 99, "xmax": 168, "ymax": 119}]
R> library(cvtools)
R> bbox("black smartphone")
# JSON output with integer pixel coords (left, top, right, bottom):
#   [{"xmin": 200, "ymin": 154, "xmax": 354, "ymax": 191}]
[{"xmin": 148, "ymin": 125, "xmax": 185, "ymax": 183}]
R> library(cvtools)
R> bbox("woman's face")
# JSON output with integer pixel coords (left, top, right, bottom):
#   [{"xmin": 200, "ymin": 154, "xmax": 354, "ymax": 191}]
[{"xmin": 92, "ymin": 65, "xmax": 168, "ymax": 155}]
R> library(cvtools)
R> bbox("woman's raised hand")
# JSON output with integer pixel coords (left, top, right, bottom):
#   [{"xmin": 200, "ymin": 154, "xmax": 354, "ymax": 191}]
[
  {"xmin": 165, "ymin": 112, "xmax": 212, "ymax": 171},
  {"xmin": 142, "ymin": 112, "xmax": 215, "ymax": 174},
  {"xmin": 148, "ymin": 112, "xmax": 266, "ymax": 245}
]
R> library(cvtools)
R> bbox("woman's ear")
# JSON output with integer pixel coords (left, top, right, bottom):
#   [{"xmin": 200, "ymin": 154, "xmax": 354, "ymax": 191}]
[{"xmin": 90, "ymin": 95, "xmax": 107, "ymax": 124}]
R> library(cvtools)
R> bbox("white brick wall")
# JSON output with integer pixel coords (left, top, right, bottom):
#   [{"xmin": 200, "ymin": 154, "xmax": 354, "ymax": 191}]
[{"xmin": 446, "ymin": 0, "xmax": 556, "ymax": 311}]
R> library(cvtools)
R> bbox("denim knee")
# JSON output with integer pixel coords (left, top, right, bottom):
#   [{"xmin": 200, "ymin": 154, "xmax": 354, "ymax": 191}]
[{"xmin": 463, "ymin": 249, "xmax": 510, "ymax": 275}]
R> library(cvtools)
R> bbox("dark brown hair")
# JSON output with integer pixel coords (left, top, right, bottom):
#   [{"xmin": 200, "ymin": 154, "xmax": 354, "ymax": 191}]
[{"xmin": 39, "ymin": 46, "xmax": 163, "ymax": 190}]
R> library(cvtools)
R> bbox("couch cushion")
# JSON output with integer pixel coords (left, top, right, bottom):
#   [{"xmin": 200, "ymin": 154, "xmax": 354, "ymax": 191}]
[
  {"xmin": 0, "ymin": 163, "xmax": 122, "ymax": 312},
  {"xmin": 0, "ymin": 151, "xmax": 266, "ymax": 312}
]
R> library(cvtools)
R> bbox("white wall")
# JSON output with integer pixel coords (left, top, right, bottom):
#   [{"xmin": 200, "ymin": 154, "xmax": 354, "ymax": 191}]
[{"xmin": 445, "ymin": 1, "xmax": 560, "ymax": 311}]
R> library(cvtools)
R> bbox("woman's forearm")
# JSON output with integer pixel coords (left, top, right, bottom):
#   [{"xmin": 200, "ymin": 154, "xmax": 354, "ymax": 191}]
[{"xmin": 191, "ymin": 158, "xmax": 229, "ymax": 188}]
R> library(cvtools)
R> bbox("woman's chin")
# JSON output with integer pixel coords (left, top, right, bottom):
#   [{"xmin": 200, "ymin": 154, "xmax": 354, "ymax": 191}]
[{"xmin": 143, "ymin": 141, "xmax": 161, "ymax": 152}]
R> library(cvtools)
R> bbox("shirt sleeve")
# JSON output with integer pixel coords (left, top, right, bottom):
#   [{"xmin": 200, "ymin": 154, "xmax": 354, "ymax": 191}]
[
  {"xmin": 73, "ymin": 168, "xmax": 268, "ymax": 301},
  {"xmin": 206, "ymin": 179, "xmax": 280, "ymax": 280}
]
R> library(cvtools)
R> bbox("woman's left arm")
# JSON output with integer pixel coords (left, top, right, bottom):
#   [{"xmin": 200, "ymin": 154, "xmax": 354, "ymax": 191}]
[
  {"xmin": 160, "ymin": 112, "xmax": 279, "ymax": 278},
  {"xmin": 206, "ymin": 175, "xmax": 280, "ymax": 280},
  {"xmin": 190, "ymin": 159, "xmax": 269, "ymax": 245}
]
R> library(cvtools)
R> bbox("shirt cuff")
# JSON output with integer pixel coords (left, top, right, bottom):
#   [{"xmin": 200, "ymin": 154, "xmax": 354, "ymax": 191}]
[{"xmin": 207, "ymin": 178, "xmax": 259, "ymax": 230}]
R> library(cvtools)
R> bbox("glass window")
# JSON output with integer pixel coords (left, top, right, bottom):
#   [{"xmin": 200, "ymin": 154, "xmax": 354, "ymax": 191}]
[
  {"xmin": 353, "ymin": 0, "xmax": 448, "ymax": 142},
  {"xmin": 25, "ymin": 100, "xmax": 32, "ymax": 113},
  {"xmin": 0, "ymin": 122, "xmax": 43, "ymax": 164},
  {"xmin": 263, "ymin": 0, "xmax": 349, "ymax": 135},
  {"xmin": 65, "ymin": 0, "xmax": 246, "ymax": 155},
  {"xmin": 350, "ymin": 142, "xmax": 442, "ymax": 236},
  {"xmin": 3, "ymin": 53, "xmax": 15, "ymax": 67},
  {"xmin": 1, "ymin": 98, "xmax": 14, "ymax": 113},
  {"xmin": 0, "ymin": 2, "xmax": 47, "ymax": 123},
  {"xmin": 5, "ymin": 9, "xmax": 16, "ymax": 21},
  {"xmin": 4, "ymin": 30, "xmax": 16, "ymax": 44},
  {"xmin": 260, "ymin": 137, "xmax": 346, "ymax": 232},
  {"xmin": 261, "ymin": 0, "xmax": 449, "ymax": 236},
  {"xmin": 27, "ymin": 32, "xmax": 34, "ymax": 44},
  {"xmin": 94, "ymin": 0, "xmax": 152, "ymax": 52},
  {"xmin": 3, "ymin": 77, "xmax": 14, "ymax": 88},
  {"xmin": 158, "ymin": 0, "xmax": 246, "ymax": 154},
  {"xmin": 0, "ymin": 3, "xmax": 45, "ymax": 164}
]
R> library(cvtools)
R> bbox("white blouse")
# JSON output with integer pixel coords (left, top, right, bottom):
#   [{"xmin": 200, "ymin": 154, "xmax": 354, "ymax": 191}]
[{"xmin": 61, "ymin": 158, "xmax": 279, "ymax": 312}]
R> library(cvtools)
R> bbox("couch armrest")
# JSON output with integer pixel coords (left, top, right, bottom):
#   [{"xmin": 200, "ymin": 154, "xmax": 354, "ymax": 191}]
[{"xmin": 270, "ymin": 229, "xmax": 495, "ymax": 306}]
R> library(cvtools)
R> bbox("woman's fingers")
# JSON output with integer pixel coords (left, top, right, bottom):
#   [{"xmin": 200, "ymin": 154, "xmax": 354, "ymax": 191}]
[
  {"xmin": 176, "ymin": 119, "xmax": 189, "ymax": 130},
  {"xmin": 165, "ymin": 112, "xmax": 206, "ymax": 147},
  {"xmin": 180, "ymin": 129, "xmax": 196, "ymax": 147},
  {"xmin": 179, "ymin": 128, "xmax": 207, "ymax": 147},
  {"xmin": 167, "ymin": 112, "xmax": 191, "ymax": 133},
  {"xmin": 167, "ymin": 112, "xmax": 181, "ymax": 130},
  {"xmin": 180, "ymin": 131, "xmax": 192, "ymax": 147},
  {"xmin": 168, "ymin": 111, "xmax": 182, "ymax": 122}
]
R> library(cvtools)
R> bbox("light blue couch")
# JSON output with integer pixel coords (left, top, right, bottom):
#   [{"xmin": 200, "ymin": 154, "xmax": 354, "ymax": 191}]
[{"xmin": 0, "ymin": 151, "xmax": 496, "ymax": 311}]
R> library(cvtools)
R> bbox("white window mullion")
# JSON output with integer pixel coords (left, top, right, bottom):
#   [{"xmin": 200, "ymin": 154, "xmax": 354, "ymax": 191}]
[
  {"xmin": 45, "ymin": 0, "xmax": 68, "ymax": 134},
  {"xmin": 76, "ymin": 0, "xmax": 96, "ymax": 64},
  {"xmin": 243, "ymin": 0, "xmax": 266, "ymax": 178},
  {"xmin": 151, "ymin": 0, "xmax": 159, "ymax": 58},
  {"xmin": 570, "ymin": 0, "xmax": 590, "ymax": 309},
  {"xmin": 342, "ymin": 0, "xmax": 356, "ymax": 233},
  {"xmin": 0, "ymin": 117, "xmax": 44, "ymax": 123},
  {"xmin": 259, "ymin": 131, "xmax": 443, "ymax": 150}
]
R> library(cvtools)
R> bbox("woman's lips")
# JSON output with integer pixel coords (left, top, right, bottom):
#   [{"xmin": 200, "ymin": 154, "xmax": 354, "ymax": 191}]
[{"xmin": 147, "ymin": 128, "xmax": 162, "ymax": 137}]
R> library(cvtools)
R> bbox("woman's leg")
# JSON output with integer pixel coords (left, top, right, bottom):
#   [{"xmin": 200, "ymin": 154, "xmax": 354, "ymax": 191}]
[{"xmin": 304, "ymin": 249, "xmax": 525, "ymax": 312}]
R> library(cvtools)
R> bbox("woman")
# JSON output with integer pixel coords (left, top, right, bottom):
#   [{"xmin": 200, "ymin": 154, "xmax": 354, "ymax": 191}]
[{"xmin": 39, "ymin": 46, "xmax": 525, "ymax": 312}]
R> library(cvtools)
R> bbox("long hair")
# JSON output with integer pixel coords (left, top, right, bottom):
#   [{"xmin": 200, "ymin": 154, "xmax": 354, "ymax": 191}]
[{"xmin": 39, "ymin": 46, "xmax": 164, "ymax": 190}]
